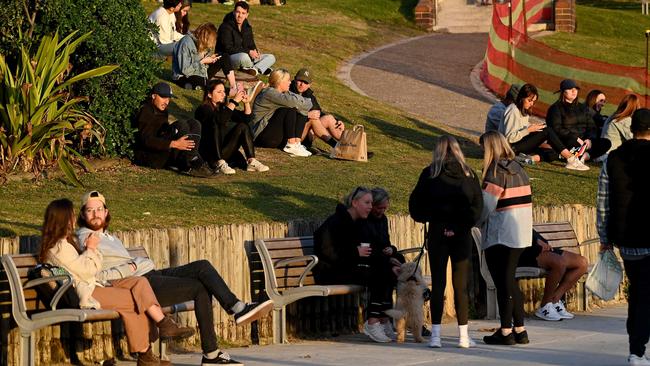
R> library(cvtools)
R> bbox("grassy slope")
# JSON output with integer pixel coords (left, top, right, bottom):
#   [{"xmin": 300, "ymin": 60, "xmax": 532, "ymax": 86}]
[{"xmin": 0, "ymin": 0, "xmax": 601, "ymax": 237}]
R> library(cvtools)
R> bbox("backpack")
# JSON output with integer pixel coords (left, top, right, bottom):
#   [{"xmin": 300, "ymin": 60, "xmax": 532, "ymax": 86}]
[{"xmin": 27, "ymin": 263, "xmax": 80, "ymax": 310}]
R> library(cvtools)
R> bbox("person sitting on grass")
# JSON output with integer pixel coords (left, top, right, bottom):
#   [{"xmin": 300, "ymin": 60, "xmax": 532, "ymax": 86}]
[
  {"xmin": 133, "ymin": 82, "xmax": 214, "ymax": 178},
  {"xmin": 485, "ymin": 83, "xmax": 519, "ymax": 133},
  {"xmin": 174, "ymin": 0, "xmax": 192, "ymax": 35},
  {"xmin": 518, "ymin": 230, "xmax": 588, "ymax": 321},
  {"xmin": 289, "ymin": 68, "xmax": 345, "ymax": 150},
  {"xmin": 148, "ymin": 0, "xmax": 184, "ymax": 57},
  {"xmin": 194, "ymin": 79, "xmax": 269, "ymax": 174},
  {"xmin": 76, "ymin": 191, "xmax": 274, "ymax": 366},
  {"xmin": 217, "ymin": 1, "xmax": 276, "ymax": 77}
]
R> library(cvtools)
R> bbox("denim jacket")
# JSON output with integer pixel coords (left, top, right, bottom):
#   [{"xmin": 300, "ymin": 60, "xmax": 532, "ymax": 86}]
[{"xmin": 172, "ymin": 33, "xmax": 208, "ymax": 80}]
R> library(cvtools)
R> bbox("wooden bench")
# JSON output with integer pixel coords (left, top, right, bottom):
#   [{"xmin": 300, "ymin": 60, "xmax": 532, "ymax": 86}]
[
  {"xmin": 472, "ymin": 221, "xmax": 599, "ymax": 320},
  {"xmin": 1, "ymin": 247, "xmax": 195, "ymax": 366}
]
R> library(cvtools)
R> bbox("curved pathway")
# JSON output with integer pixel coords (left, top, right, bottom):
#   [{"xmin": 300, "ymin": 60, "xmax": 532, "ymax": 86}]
[{"xmin": 342, "ymin": 33, "xmax": 494, "ymax": 136}]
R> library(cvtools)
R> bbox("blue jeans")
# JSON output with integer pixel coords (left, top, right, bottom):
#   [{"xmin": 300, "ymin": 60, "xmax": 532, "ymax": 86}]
[{"xmin": 229, "ymin": 52, "xmax": 276, "ymax": 73}]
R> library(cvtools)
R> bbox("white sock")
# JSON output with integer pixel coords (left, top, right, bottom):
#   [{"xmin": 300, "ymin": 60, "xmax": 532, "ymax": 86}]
[
  {"xmin": 231, "ymin": 301, "xmax": 245, "ymax": 315},
  {"xmin": 458, "ymin": 324, "xmax": 469, "ymax": 339},
  {"xmin": 431, "ymin": 324, "xmax": 441, "ymax": 338},
  {"xmin": 204, "ymin": 349, "xmax": 220, "ymax": 359}
]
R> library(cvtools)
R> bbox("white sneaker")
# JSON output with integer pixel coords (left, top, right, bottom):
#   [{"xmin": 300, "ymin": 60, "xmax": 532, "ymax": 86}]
[
  {"xmin": 246, "ymin": 158, "xmax": 269, "ymax": 172},
  {"xmin": 216, "ymin": 160, "xmax": 236, "ymax": 175},
  {"xmin": 535, "ymin": 302, "xmax": 562, "ymax": 321},
  {"xmin": 283, "ymin": 143, "xmax": 311, "ymax": 157},
  {"xmin": 298, "ymin": 144, "xmax": 312, "ymax": 156},
  {"xmin": 428, "ymin": 336, "xmax": 442, "ymax": 348},
  {"xmin": 628, "ymin": 354, "xmax": 650, "ymax": 365},
  {"xmin": 565, "ymin": 156, "xmax": 589, "ymax": 171},
  {"xmin": 382, "ymin": 322, "xmax": 396, "ymax": 339},
  {"xmin": 553, "ymin": 301, "xmax": 574, "ymax": 319},
  {"xmin": 458, "ymin": 337, "xmax": 476, "ymax": 348},
  {"xmin": 363, "ymin": 321, "xmax": 391, "ymax": 343}
]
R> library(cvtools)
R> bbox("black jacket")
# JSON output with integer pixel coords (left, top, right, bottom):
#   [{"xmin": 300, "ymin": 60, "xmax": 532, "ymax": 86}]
[
  {"xmin": 289, "ymin": 81, "xmax": 321, "ymax": 112},
  {"xmin": 217, "ymin": 12, "xmax": 257, "ymax": 55},
  {"xmin": 360, "ymin": 214, "xmax": 406, "ymax": 264},
  {"xmin": 409, "ymin": 160, "xmax": 483, "ymax": 234},
  {"xmin": 133, "ymin": 102, "xmax": 174, "ymax": 169},
  {"xmin": 606, "ymin": 138, "xmax": 650, "ymax": 248},
  {"xmin": 546, "ymin": 100, "xmax": 598, "ymax": 143},
  {"xmin": 313, "ymin": 204, "xmax": 365, "ymax": 285},
  {"xmin": 194, "ymin": 103, "xmax": 250, "ymax": 164}
]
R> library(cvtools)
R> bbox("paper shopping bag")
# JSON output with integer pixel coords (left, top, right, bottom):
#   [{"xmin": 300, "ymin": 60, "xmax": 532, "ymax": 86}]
[{"xmin": 330, "ymin": 124, "xmax": 368, "ymax": 162}]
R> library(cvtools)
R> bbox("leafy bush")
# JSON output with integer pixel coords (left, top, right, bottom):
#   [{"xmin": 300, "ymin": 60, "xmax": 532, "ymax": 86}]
[
  {"xmin": 1, "ymin": 0, "xmax": 161, "ymax": 157},
  {"xmin": 0, "ymin": 31, "xmax": 117, "ymax": 186}
]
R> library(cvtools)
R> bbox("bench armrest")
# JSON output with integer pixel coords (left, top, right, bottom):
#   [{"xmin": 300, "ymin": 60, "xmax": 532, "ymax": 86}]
[
  {"xmin": 24, "ymin": 275, "xmax": 73, "ymax": 311},
  {"xmin": 274, "ymin": 255, "xmax": 318, "ymax": 287},
  {"xmin": 397, "ymin": 247, "xmax": 424, "ymax": 256},
  {"xmin": 580, "ymin": 238, "xmax": 601, "ymax": 247}
]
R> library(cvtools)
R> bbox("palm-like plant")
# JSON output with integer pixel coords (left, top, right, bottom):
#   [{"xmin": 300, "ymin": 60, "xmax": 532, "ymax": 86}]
[{"xmin": 0, "ymin": 31, "xmax": 117, "ymax": 186}]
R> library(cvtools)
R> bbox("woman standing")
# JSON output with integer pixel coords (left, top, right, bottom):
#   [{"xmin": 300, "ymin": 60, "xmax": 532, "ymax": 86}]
[
  {"xmin": 251, "ymin": 69, "xmax": 313, "ymax": 157},
  {"xmin": 499, "ymin": 84, "xmax": 588, "ymax": 170},
  {"xmin": 409, "ymin": 135, "xmax": 483, "ymax": 348},
  {"xmin": 39, "ymin": 199, "xmax": 194, "ymax": 366},
  {"xmin": 195, "ymin": 79, "xmax": 269, "ymax": 174},
  {"xmin": 478, "ymin": 131, "xmax": 532, "ymax": 346},
  {"xmin": 314, "ymin": 187, "xmax": 396, "ymax": 343},
  {"xmin": 601, "ymin": 94, "xmax": 640, "ymax": 156}
]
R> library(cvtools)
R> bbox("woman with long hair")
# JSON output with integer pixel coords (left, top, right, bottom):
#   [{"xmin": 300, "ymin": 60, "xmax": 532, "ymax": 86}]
[
  {"xmin": 39, "ymin": 199, "xmax": 193, "ymax": 365},
  {"xmin": 250, "ymin": 68, "xmax": 313, "ymax": 157},
  {"xmin": 409, "ymin": 135, "xmax": 483, "ymax": 348},
  {"xmin": 601, "ymin": 93, "xmax": 640, "ymax": 156},
  {"xmin": 174, "ymin": 0, "xmax": 192, "ymax": 35},
  {"xmin": 478, "ymin": 131, "xmax": 532, "ymax": 346},
  {"xmin": 314, "ymin": 187, "xmax": 396, "ymax": 343},
  {"xmin": 195, "ymin": 79, "xmax": 269, "ymax": 174},
  {"xmin": 585, "ymin": 89, "xmax": 608, "ymax": 131},
  {"xmin": 500, "ymin": 84, "xmax": 587, "ymax": 170},
  {"xmin": 172, "ymin": 22, "xmax": 237, "ymax": 91}
]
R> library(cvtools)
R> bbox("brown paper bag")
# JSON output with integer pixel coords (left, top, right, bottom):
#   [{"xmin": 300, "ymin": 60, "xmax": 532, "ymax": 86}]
[{"xmin": 330, "ymin": 124, "xmax": 368, "ymax": 162}]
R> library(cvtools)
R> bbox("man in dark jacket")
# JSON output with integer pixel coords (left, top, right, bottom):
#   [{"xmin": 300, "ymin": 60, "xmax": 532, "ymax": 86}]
[
  {"xmin": 597, "ymin": 108, "xmax": 650, "ymax": 365},
  {"xmin": 134, "ymin": 82, "xmax": 213, "ymax": 177},
  {"xmin": 216, "ymin": 1, "xmax": 275, "ymax": 76}
]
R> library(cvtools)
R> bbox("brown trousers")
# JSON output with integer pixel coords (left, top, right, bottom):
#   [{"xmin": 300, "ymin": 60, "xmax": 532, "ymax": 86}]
[{"xmin": 92, "ymin": 276, "xmax": 160, "ymax": 352}]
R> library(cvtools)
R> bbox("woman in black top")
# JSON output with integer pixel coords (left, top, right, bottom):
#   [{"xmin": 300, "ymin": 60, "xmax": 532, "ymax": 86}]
[
  {"xmin": 409, "ymin": 135, "xmax": 483, "ymax": 349},
  {"xmin": 194, "ymin": 80, "xmax": 269, "ymax": 174}
]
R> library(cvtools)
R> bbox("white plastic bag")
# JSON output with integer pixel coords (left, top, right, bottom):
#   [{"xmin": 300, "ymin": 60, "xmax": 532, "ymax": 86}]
[{"xmin": 585, "ymin": 250, "xmax": 623, "ymax": 301}]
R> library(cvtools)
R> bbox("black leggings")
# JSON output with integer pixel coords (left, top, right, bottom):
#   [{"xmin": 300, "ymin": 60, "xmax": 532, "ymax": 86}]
[
  {"xmin": 254, "ymin": 108, "xmax": 306, "ymax": 148},
  {"xmin": 485, "ymin": 244, "xmax": 525, "ymax": 329},
  {"xmin": 166, "ymin": 119, "xmax": 203, "ymax": 170},
  {"xmin": 174, "ymin": 75, "xmax": 207, "ymax": 90},
  {"xmin": 366, "ymin": 257, "xmax": 397, "ymax": 319},
  {"xmin": 511, "ymin": 127, "xmax": 565, "ymax": 158},
  {"xmin": 428, "ymin": 230, "xmax": 471, "ymax": 325},
  {"xmin": 200, "ymin": 119, "xmax": 255, "ymax": 167}
]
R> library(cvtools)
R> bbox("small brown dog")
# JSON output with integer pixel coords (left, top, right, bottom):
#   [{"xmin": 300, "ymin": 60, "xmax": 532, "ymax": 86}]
[{"xmin": 385, "ymin": 261, "xmax": 428, "ymax": 343}]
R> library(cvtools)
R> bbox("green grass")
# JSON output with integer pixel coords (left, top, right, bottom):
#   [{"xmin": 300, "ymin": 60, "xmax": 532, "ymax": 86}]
[
  {"xmin": 0, "ymin": 0, "xmax": 601, "ymax": 237},
  {"xmin": 540, "ymin": 0, "xmax": 650, "ymax": 67}
]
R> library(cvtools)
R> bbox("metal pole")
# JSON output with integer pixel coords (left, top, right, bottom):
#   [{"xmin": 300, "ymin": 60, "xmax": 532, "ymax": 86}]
[{"xmin": 646, "ymin": 30, "xmax": 649, "ymax": 108}]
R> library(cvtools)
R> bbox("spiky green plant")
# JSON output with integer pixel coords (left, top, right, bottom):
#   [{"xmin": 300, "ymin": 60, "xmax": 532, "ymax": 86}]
[{"xmin": 0, "ymin": 31, "xmax": 117, "ymax": 186}]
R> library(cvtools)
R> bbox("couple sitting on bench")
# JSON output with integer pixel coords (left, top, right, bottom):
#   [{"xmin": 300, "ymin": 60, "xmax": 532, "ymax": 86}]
[{"xmin": 39, "ymin": 191, "xmax": 273, "ymax": 366}]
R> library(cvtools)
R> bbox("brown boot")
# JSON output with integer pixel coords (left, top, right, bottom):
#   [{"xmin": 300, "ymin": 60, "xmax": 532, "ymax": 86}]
[
  {"xmin": 157, "ymin": 315, "xmax": 195, "ymax": 340},
  {"xmin": 137, "ymin": 347, "xmax": 172, "ymax": 366}
]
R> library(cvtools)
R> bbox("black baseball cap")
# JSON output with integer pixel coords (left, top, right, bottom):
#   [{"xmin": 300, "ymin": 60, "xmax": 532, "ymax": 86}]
[
  {"xmin": 152, "ymin": 82, "xmax": 177, "ymax": 98},
  {"xmin": 557, "ymin": 79, "xmax": 580, "ymax": 93}
]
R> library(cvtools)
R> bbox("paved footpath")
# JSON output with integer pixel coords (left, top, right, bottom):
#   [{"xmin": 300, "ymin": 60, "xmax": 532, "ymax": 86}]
[
  {"xmin": 341, "ymin": 33, "xmax": 494, "ymax": 136},
  {"xmin": 122, "ymin": 305, "xmax": 630, "ymax": 365}
]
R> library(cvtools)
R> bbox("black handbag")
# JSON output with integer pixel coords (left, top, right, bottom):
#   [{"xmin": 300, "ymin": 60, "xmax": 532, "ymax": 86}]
[{"xmin": 27, "ymin": 263, "xmax": 80, "ymax": 310}]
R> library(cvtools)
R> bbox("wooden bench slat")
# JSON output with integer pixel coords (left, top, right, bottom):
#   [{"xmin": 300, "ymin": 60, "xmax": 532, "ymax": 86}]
[
  {"xmin": 274, "ymin": 267, "xmax": 314, "ymax": 278},
  {"xmin": 541, "ymin": 232, "xmax": 578, "ymax": 241},
  {"xmin": 266, "ymin": 248, "xmax": 314, "ymax": 258},
  {"xmin": 533, "ymin": 222, "xmax": 574, "ymax": 232}
]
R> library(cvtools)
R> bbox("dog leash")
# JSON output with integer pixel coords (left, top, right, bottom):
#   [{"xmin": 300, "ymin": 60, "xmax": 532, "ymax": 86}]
[{"xmin": 407, "ymin": 223, "xmax": 428, "ymax": 282}]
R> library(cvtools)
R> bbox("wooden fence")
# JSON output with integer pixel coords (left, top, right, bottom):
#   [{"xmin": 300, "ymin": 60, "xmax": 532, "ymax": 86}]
[{"xmin": 0, "ymin": 204, "xmax": 624, "ymax": 365}]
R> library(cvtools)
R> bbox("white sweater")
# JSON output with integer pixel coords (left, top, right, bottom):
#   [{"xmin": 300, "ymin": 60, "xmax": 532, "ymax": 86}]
[
  {"xmin": 499, "ymin": 103, "xmax": 530, "ymax": 144},
  {"xmin": 148, "ymin": 7, "xmax": 183, "ymax": 45}
]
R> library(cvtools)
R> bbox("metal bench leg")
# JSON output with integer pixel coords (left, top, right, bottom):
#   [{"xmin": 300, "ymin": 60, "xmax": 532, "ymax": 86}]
[
  {"xmin": 20, "ymin": 331, "xmax": 35, "ymax": 366},
  {"xmin": 272, "ymin": 307, "xmax": 286, "ymax": 344},
  {"xmin": 486, "ymin": 286, "xmax": 498, "ymax": 320}
]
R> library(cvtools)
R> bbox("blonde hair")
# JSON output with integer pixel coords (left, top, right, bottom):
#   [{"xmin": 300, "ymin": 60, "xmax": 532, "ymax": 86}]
[
  {"xmin": 193, "ymin": 23, "xmax": 217, "ymax": 55},
  {"xmin": 344, "ymin": 186, "xmax": 371, "ymax": 208},
  {"xmin": 479, "ymin": 131, "xmax": 515, "ymax": 181},
  {"xmin": 429, "ymin": 135, "xmax": 473, "ymax": 179},
  {"xmin": 268, "ymin": 69, "xmax": 290, "ymax": 88}
]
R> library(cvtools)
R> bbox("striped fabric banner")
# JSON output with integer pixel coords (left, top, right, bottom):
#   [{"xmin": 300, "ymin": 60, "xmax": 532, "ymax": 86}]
[{"xmin": 481, "ymin": 0, "xmax": 649, "ymax": 117}]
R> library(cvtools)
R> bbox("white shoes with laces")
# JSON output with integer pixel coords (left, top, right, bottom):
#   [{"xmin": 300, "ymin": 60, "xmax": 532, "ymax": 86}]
[
  {"xmin": 628, "ymin": 354, "xmax": 650, "ymax": 365},
  {"xmin": 535, "ymin": 302, "xmax": 562, "ymax": 321},
  {"xmin": 363, "ymin": 321, "xmax": 391, "ymax": 343},
  {"xmin": 553, "ymin": 301, "xmax": 574, "ymax": 319},
  {"xmin": 283, "ymin": 143, "xmax": 311, "ymax": 157}
]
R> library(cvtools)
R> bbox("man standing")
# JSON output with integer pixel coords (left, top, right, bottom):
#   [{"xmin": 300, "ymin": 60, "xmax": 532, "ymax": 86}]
[
  {"xmin": 217, "ymin": 1, "xmax": 276, "ymax": 76},
  {"xmin": 134, "ymin": 82, "xmax": 213, "ymax": 177},
  {"xmin": 597, "ymin": 108, "xmax": 650, "ymax": 365},
  {"xmin": 77, "ymin": 191, "xmax": 274, "ymax": 366}
]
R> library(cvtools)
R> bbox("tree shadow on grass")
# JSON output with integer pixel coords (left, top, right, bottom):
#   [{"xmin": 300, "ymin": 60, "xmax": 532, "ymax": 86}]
[
  {"xmin": 0, "ymin": 219, "xmax": 41, "ymax": 238},
  {"xmin": 399, "ymin": 0, "xmax": 420, "ymax": 21},
  {"xmin": 577, "ymin": 0, "xmax": 639, "ymax": 10}
]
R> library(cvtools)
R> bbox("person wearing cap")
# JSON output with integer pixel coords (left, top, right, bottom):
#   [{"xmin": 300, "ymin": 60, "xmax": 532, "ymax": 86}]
[
  {"xmin": 134, "ymin": 82, "xmax": 214, "ymax": 177},
  {"xmin": 546, "ymin": 79, "xmax": 611, "ymax": 166},
  {"xmin": 290, "ymin": 68, "xmax": 345, "ymax": 149},
  {"xmin": 148, "ymin": 0, "xmax": 184, "ymax": 57},
  {"xmin": 485, "ymin": 83, "xmax": 519, "ymax": 133},
  {"xmin": 216, "ymin": 1, "xmax": 276, "ymax": 77},
  {"xmin": 597, "ymin": 108, "xmax": 650, "ymax": 366},
  {"xmin": 76, "ymin": 191, "xmax": 274, "ymax": 366}
]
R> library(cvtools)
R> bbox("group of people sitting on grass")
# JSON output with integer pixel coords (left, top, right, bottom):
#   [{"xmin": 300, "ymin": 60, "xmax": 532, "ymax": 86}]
[
  {"xmin": 138, "ymin": 1, "xmax": 345, "ymax": 177},
  {"xmin": 483, "ymin": 78, "xmax": 639, "ymax": 171},
  {"xmin": 313, "ymin": 133, "xmax": 588, "ymax": 347}
]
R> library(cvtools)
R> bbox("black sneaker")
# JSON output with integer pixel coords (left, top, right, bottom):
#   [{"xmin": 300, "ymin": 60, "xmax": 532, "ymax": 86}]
[
  {"xmin": 263, "ymin": 67, "xmax": 273, "ymax": 76},
  {"xmin": 421, "ymin": 326, "xmax": 432, "ymax": 337},
  {"xmin": 513, "ymin": 329, "xmax": 529, "ymax": 344},
  {"xmin": 483, "ymin": 329, "xmax": 516, "ymax": 345},
  {"xmin": 240, "ymin": 67, "xmax": 258, "ymax": 77},
  {"xmin": 202, "ymin": 352, "xmax": 242, "ymax": 365},
  {"xmin": 181, "ymin": 164, "xmax": 216, "ymax": 178},
  {"xmin": 234, "ymin": 299, "xmax": 274, "ymax": 326}
]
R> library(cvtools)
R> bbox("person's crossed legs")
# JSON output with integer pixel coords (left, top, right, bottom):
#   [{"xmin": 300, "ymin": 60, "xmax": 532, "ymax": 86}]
[{"xmin": 536, "ymin": 249, "xmax": 588, "ymax": 305}]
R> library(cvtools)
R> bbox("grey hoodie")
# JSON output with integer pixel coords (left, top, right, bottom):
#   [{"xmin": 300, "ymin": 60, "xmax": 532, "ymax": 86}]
[{"xmin": 250, "ymin": 87, "xmax": 312, "ymax": 139}]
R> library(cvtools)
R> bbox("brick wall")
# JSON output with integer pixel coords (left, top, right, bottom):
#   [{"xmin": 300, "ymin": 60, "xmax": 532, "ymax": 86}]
[
  {"xmin": 415, "ymin": 0, "xmax": 435, "ymax": 31},
  {"xmin": 554, "ymin": 0, "xmax": 576, "ymax": 32}
]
